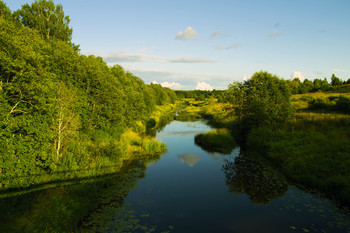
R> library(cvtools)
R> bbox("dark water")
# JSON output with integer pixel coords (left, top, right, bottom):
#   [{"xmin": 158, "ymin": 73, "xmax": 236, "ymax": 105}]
[{"xmin": 109, "ymin": 120, "xmax": 350, "ymax": 233}]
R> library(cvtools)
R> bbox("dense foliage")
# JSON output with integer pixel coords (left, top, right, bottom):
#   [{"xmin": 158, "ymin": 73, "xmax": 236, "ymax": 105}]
[
  {"xmin": 286, "ymin": 74, "xmax": 350, "ymax": 95},
  {"xmin": 0, "ymin": 0, "xmax": 176, "ymax": 189},
  {"xmin": 227, "ymin": 71, "xmax": 293, "ymax": 128}
]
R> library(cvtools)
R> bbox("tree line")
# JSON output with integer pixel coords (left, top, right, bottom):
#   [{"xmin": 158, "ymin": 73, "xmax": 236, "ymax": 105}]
[
  {"xmin": 0, "ymin": 0, "xmax": 176, "ymax": 188},
  {"xmin": 286, "ymin": 74, "xmax": 350, "ymax": 94}
]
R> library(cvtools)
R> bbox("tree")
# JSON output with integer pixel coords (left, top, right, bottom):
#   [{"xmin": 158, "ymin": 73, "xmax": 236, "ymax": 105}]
[
  {"xmin": 313, "ymin": 78, "xmax": 322, "ymax": 91},
  {"xmin": 228, "ymin": 71, "xmax": 293, "ymax": 128},
  {"xmin": 331, "ymin": 74, "xmax": 342, "ymax": 86},
  {"xmin": 286, "ymin": 78, "xmax": 301, "ymax": 94},
  {"xmin": 13, "ymin": 0, "xmax": 73, "ymax": 44},
  {"xmin": 53, "ymin": 82, "xmax": 80, "ymax": 159},
  {"xmin": 0, "ymin": 0, "xmax": 12, "ymax": 21},
  {"xmin": 300, "ymin": 79, "xmax": 314, "ymax": 93}
]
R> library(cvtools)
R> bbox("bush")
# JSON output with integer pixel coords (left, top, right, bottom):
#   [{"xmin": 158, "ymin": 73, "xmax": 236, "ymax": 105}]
[
  {"xmin": 334, "ymin": 96, "xmax": 350, "ymax": 113},
  {"xmin": 228, "ymin": 71, "xmax": 293, "ymax": 129}
]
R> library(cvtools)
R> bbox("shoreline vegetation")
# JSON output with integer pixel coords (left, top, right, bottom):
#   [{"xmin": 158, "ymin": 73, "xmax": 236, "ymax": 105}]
[
  {"xmin": 1, "ymin": 0, "xmax": 350, "ymax": 231},
  {"xmin": 176, "ymin": 83, "xmax": 350, "ymax": 206},
  {"xmin": 0, "ymin": 2, "xmax": 182, "ymax": 231}
]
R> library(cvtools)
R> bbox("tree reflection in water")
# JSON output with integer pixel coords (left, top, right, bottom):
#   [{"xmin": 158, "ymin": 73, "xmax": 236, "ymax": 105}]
[{"xmin": 222, "ymin": 155, "xmax": 288, "ymax": 205}]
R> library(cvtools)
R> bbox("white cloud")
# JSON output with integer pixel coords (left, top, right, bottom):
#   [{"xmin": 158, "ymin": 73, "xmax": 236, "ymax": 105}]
[
  {"xmin": 160, "ymin": 81, "xmax": 182, "ymax": 89},
  {"xmin": 243, "ymin": 75, "xmax": 252, "ymax": 81},
  {"xmin": 292, "ymin": 71, "xmax": 305, "ymax": 82},
  {"xmin": 268, "ymin": 32, "xmax": 281, "ymax": 37},
  {"xmin": 195, "ymin": 82, "xmax": 214, "ymax": 91},
  {"xmin": 122, "ymin": 65, "xmax": 232, "ymax": 90},
  {"xmin": 103, "ymin": 52, "xmax": 213, "ymax": 63},
  {"xmin": 176, "ymin": 26, "xmax": 199, "ymax": 40},
  {"xmin": 152, "ymin": 80, "xmax": 158, "ymax": 84}
]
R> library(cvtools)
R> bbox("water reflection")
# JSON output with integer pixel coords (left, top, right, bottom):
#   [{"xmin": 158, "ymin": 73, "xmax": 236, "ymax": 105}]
[
  {"xmin": 0, "ymin": 154, "xmax": 162, "ymax": 232},
  {"xmin": 222, "ymin": 155, "xmax": 288, "ymax": 205},
  {"xmin": 160, "ymin": 131, "xmax": 205, "ymax": 138},
  {"xmin": 177, "ymin": 154, "xmax": 201, "ymax": 167}
]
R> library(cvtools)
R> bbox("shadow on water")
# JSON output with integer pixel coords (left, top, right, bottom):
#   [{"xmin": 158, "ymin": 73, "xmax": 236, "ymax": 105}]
[
  {"xmin": 222, "ymin": 154, "xmax": 289, "ymax": 205},
  {"xmin": 0, "ymin": 155, "xmax": 162, "ymax": 233}
]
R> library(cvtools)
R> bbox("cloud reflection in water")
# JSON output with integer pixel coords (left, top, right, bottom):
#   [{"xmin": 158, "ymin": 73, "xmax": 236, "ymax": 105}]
[{"xmin": 177, "ymin": 154, "xmax": 201, "ymax": 167}]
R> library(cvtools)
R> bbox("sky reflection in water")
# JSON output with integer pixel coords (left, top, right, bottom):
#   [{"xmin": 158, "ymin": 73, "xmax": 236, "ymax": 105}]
[{"xmin": 117, "ymin": 121, "xmax": 350, "ymax": 233}]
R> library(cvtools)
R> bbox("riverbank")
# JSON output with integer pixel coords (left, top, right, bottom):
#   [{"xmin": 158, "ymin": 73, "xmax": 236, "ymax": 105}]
[
  {"xmin": 245, "ymin": 94, "xmax": 350, "ymax": 205},
  {"xmin": 0, "ymin": 104, "xmax": 179, "ymax": 232},
  {"xmin": 180, "ymin": 96, "xmax": 350, "ymax": 205}
]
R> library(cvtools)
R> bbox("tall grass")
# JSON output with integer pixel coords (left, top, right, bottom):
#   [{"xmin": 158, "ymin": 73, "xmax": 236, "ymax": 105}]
[{"xmin": 246, "ymin": 118, "xmax": 350, "ymax": 203}]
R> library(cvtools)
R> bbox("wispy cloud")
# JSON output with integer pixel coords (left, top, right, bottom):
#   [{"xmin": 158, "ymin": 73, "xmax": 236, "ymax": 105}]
[
  {"xmin": 332, "ymin": 68, "xmax": 350, "ymax": 73},
  {"xmin": 211, "ymin": 30, "xmax": 230, "ymax": 39},
  {"xmin": 215, "ymin": 43, "xmax": 242, "ymax": 50},
  {"xmin": 176, "ymin": 26, "xmax": 199, "ymax": 40},
  {"xmin": 273, "ymin": 22, "xmax": 280, "ymax": 28},
  {"xmin": 103, "ymin": 52, "xmax": 214, "ymax": 63},
  {"xmin": 268, "ymin": 32, "xmax": 281, "ymax": 37}
]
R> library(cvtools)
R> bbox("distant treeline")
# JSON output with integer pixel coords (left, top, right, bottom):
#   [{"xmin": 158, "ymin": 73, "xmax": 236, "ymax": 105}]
[
  {"xmin": 0, "ymin": 0, "xmax": 176, "ymax": 187},
  {"xmin": 286, "ymin": 74, "xmax": 350, "ymax": 94},
  {"xmin": 175, "ymin": 90, "xmax": 226, "ymax": 102},
  {"xmin": 175, "ymin": 74, "xmax": 350, "ymax": 101}
]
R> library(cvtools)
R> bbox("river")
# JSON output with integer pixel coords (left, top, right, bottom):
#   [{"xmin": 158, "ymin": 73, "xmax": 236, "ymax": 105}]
[
  {"xmin": 106, "ymin": 120, "xmax": 350, "ymax": 233},
  {"xmin": 1, "ymin": 120, "xmax": 350, "ymax": 232}
]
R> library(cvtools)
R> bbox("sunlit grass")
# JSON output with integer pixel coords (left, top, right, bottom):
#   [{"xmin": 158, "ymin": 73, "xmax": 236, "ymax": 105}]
[{"xmin": 194, "ymin": 128, "xmax": 237, "ymax": 154}]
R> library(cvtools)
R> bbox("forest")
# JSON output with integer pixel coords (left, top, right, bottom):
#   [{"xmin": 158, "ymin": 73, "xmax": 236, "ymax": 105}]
[{"xmin": 0, "ymin": 0, "xmax": 177, "ymax": 189}]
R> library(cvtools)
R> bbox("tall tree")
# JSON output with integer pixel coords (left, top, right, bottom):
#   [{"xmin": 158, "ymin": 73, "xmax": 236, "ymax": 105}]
[
  {"xmin": 13, "ymin": 0, "xmax": 73, "ymax": 44},
  {"xmin": 228, "ymin": 71, "xmax": 293, "ymax": 128},
  {"xmin": 0, "ymin": 0, "xmax": 12, "ymax": 21},
  {"xmin": 331, "ymin": 74, "xmax": 342, "ymax": 86}
]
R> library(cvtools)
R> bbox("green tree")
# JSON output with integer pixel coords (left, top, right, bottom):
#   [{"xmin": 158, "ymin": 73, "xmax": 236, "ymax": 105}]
[
  {"xmin": 0, "ymin": 0, "xmax": 12, "ymax": 21},
  {"xmin": 228, "ymin": 71, "xmax": 293, "ymax": 128},
  {"xmin": 13, "ymin": 0, "xmax": 73, "ymax": 44},
  {"xmin": 53, "ymin": 82, "xmax": 80, "ymax": 159},
  {"xmin": 331, "ymin": 74, "xmax": 342, "ymax": 86},
  {"xmin": 313, "ymin": 78, "xmax": 322, "ymax": 91},
  {"xmin": 286, "ymin": 78, "xmax": 302, "ymax": 94},
  {"xmin": 300, "ymin": 79, "xmax": 314, "ymax": 93}
]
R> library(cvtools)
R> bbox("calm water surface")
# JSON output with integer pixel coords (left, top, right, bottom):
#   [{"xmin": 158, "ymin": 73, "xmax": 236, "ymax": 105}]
[{"xmin": 109, "ymin": 120, "xmax": 350, "ymax": 233}]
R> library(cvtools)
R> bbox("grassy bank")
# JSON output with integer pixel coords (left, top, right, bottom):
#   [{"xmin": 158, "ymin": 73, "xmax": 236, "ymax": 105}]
[
  {"xmin": 194, "ymin": 128, "xmax": 237, "ymax": 154},
  {"xmin": 0, "ymin": 104, "xmax": 178, "ymax": 232},
  {"xmin": 177, "ymin": 94, "xmax": 350, "ymax": 204},
  {"xmin": 245, "ymin": 91, "xmax": 350, "ymax": 204}
]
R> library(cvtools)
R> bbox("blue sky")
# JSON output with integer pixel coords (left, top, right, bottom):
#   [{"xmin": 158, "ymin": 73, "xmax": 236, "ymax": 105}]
[{"xmin": 5, "ymin": 0, "xmax": 350, "ymax": 90}]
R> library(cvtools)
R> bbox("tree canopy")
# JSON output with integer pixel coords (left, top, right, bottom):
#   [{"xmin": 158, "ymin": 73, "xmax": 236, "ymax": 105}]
[
  {"xmin": 0, "ymin": 1, "xmax": 177, "ymax": 189},
  {"xmin": 13, "ymin": 0, "xmax": 73, "ymax": 44},
  {"xmin": 228, "ymin": 71, "xmax": 293, "ymax": 128}
]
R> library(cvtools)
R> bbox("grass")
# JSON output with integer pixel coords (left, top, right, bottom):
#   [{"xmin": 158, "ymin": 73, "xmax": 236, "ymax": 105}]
[
  {"xmin": 244, "ymin": 89, "xmax": 350, "ymax": 204},
  {"xmin": 175, "ymin": 91, "xmax": 350, "ymax": 204},
  {"xmin": 194, "ymin": 128, "xmax": 237, "ymax": 154},
  {"xmin": 246, "ymin": 118, "xmax": 350, "ymax": 203}
]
